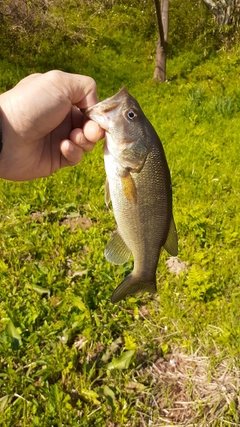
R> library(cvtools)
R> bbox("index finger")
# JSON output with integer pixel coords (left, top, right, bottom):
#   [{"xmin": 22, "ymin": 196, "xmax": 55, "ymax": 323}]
[
  {"xmin": 44, "ymin": 70, "xmax": 99, "ymax": 108},
  {"xmin": 61, "ymin": 72, "xmax": 99, "ymax": 108}
]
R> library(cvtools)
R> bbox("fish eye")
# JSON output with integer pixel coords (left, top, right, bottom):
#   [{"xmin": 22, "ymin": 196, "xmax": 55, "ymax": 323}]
[{"xmin": 127, "ymin": 110, "xmax": 137, "ymax": 120}]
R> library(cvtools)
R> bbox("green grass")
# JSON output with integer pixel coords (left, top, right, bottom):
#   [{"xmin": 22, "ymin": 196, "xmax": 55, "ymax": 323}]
[{"xmin": 0, "ymin": 35, "xmax": 240, "ymax": 427}]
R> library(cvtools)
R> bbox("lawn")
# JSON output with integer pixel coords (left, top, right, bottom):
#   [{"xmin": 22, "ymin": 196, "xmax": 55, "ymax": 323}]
[{"xmin": 0, "ymin": 44, "xmax": 240, "ymax": 426}]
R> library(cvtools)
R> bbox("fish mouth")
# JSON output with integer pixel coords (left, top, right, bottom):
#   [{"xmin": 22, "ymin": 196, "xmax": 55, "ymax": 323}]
[
  {"xmin": 82, "ymin": 87, "xmax": 128, "ymax": 131},
  {"xmin": 82, "ymin": 103, "xmax": 121, "ymax": 131}
]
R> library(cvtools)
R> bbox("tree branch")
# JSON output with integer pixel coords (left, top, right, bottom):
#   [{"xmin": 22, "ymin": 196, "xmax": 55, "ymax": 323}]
[{"xmin": 201, "ymin": 0, "xmax": 220, "ymax": 17}]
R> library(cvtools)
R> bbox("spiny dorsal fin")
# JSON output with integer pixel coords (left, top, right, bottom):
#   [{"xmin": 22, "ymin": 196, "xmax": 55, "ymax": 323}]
[
  {"xmin": 163, "ymin": 216, "xmax": 178, "ymax": 256},
  {"xmin": 105, "ymin": 229, "xmax": 131, "ymax": 265}
]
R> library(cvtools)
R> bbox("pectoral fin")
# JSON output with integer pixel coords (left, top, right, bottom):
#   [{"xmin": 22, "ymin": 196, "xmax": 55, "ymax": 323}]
[
  {"xmin": 105, "ymin": 229, "xmax": 131, "ymax": 265},
  {"xmin": 121, "ymin": 174, "xmax": 137, "ymax": 203},
  {"xmin": 163, "ymin": 217, "xmax": 178, "ymax": 256},
  {"xmin": 111, "ymin": 273, "xmax": 157, "ymax": 303}
]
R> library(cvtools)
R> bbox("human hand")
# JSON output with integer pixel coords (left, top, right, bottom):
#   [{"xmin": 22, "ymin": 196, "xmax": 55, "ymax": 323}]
[{"xmin": 0, "ymin": 70, "xmax": 105, "ymax": 181}]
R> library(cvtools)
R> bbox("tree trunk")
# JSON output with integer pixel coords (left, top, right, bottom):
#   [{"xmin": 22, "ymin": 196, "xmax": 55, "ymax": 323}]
[
  {"xmin": 153, "ymin": 0, "xmax": 169, "ymax": 82},
  {"xmin": 201, "ymin": 0, "xmax": 240, "ymax": 26}
]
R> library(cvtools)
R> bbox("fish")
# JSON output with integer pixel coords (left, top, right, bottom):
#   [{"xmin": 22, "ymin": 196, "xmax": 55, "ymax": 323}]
[{"xmin": 83, "ymin": 87, "xmax": 178, "ymax": 303}]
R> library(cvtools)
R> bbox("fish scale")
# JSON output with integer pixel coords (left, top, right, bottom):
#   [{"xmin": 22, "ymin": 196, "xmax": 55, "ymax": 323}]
[{"xmin": 83, "ymin": 87, "xmax": 178, "ymax": 303}]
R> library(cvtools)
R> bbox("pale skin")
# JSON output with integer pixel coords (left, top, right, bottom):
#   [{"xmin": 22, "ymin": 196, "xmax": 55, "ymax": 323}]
[{"xmin": 0, "ymin": 70, "xmax": 105, "ymax": 181}]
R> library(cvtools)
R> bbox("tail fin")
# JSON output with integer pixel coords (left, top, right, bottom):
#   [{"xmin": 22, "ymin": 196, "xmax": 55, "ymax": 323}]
[{"xmin": 111, "ymin": 273, "xmax": 157, "ymax": 303}]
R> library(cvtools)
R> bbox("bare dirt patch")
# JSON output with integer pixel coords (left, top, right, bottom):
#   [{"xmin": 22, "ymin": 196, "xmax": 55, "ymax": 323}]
[
  {"xmin": 62, "ymin": 215, "xmax": 92, "ymax": 231},
  {"xmin": 135, "ymin": 348, "xmax": 240, "ymax": 426},
  {"xmin": 166, "ymin": 257, "xmax": 189, "ymax": 276}
]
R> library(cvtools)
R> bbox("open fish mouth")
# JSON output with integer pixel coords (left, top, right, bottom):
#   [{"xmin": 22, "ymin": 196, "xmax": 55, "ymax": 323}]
[
  {"xmin": 83, "ymin": 104, "xmax": 122, "ymax": 131},
  {"xmin": 82, "ymin": 88, "xmax": 128, "ymax": 131}
]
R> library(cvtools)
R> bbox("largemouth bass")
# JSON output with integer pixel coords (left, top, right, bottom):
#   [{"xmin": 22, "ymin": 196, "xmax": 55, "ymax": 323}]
[{"xmin": 84, "ymin": 87, "xmax": 178, "ymax": 303}]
